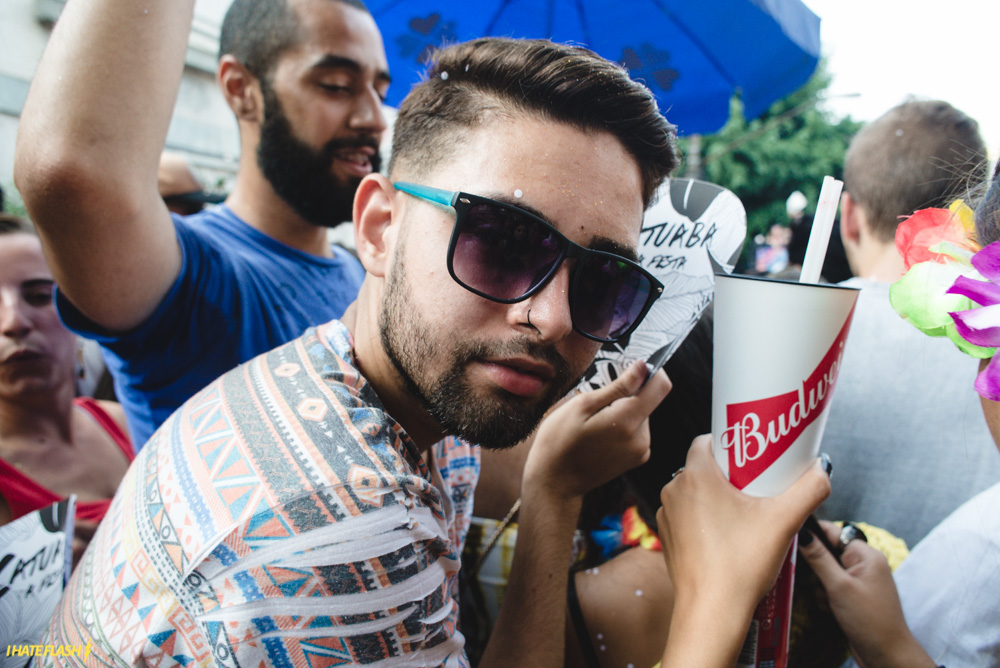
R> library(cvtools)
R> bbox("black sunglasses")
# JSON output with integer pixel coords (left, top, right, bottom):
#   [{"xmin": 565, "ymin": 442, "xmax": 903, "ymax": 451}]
[{"xmin": 394, "ymin": 182, "xmax": 662, "ymax": 343}]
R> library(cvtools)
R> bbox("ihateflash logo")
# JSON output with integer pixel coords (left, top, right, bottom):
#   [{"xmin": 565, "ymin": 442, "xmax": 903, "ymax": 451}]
[
  {"xmin": 5, "ymin": 642, "xmax": 92, "ymax": 659},
  {"xmin": 721, "ymin": 311, "xmax": 854, "ymax": 490}
]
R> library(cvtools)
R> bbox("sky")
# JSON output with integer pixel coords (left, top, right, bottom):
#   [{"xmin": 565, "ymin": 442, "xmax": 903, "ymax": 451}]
[{"xmin": 802, "ymin": 0, "xmax": 999, "ymax": 157}]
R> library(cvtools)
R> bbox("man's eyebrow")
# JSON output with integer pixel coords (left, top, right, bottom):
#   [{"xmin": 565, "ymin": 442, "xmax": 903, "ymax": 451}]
[
  {"xmin": 487, "ymin": 194, "xmax": 551, "ymax": 222},
  {"xmin": 313, "ymin": 54, "xmax": 391, "ymax": 84},
  {"xmin": 589, "ymin": 237, "xmax": 639, "ymax": 262},
  {"xmin": 486, "ymin": 193, "xmax": 639, "ymax": 261},
  {"xmin": 22, "ymin": 278, "xmax": 55, "ymax": 289}
]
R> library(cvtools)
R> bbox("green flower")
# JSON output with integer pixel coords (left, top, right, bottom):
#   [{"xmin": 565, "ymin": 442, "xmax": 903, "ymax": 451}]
[{"xmin": 890, "ymin": 260, "xmax": 995, "ymax": 358}]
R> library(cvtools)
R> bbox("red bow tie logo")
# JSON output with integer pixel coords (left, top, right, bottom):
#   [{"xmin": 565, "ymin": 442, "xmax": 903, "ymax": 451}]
[{"xmin": 720, "ymin": 310, "xmax": 855, "ymax": 490}]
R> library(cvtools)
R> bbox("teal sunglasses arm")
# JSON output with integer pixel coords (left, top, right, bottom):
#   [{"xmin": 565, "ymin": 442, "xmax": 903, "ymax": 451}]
[{"xmin": 393, "ymin": 182, "xmax": 458, "ymax": 207}]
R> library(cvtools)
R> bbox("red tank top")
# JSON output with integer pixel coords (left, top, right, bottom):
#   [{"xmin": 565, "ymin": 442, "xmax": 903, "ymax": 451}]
[{"xmin": 0, "ymin": 397, "xmax": 134, "ymax": 523}]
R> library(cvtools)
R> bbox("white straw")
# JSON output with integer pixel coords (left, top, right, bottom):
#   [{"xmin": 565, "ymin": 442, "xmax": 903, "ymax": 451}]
[{"xmin": 799, "ymin": 175, "xmax": 844, "ymax": 284}]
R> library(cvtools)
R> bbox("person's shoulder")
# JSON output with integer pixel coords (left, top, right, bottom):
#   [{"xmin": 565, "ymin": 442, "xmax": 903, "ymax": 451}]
[
  {"xmin": 168, "ymin": 323, "xmax": 356, "ymax": 430},
  {"xmin": 933, "ymin": 481, "xmax": 1000, "ymax": 535},
  {"xmin": 180, "ymin": 207, "xmax": 363, "ymax": 274},
  {"xmin": 895, "ymin": 482, "xmax": 1000, "ymax": 640},
  {"xmin": 843, "ymin": 279, "xmax": 891, "ymax": 314},
  {"xmin": 837, "ymin": 276, "xmax": 870, "ymax": 288},
  {"xmin": 92, "ymin": 400, "xmax": 130, "ymax": 436},
  {"xmin": 837, "ymin": 276, "xmax": 889, "ymax": 295},
  {"xmin": 172, "ymin": 204, "xmax": 241, "ymax": 240},
  {"xmin": 898, "ymin": 482, "xmax": 1000, "ymax": 574}
]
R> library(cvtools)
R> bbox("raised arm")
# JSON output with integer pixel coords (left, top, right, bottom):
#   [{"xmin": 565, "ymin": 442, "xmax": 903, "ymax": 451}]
[
  {"xmin": 13, "ymin": 0, "xmax": 191, "ymax": 331},
  {"xmin": 657, "ymin": 437, "xmax": 831, "ymax": 668},
  {"xmin": 479, "ymin": 362, "xmax": 672, "ymax": 668}
]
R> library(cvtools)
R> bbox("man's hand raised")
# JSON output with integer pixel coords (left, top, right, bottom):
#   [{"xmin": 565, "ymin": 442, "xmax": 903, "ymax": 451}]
[{"xmin": 524, "ymin": 361, "xmax": 672, "ymax": 500}]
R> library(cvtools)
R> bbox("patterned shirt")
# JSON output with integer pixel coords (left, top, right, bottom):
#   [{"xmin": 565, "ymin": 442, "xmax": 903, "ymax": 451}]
[{"xmin": 46, "ymin": 320, "xmax": 480, "ymax": 667}]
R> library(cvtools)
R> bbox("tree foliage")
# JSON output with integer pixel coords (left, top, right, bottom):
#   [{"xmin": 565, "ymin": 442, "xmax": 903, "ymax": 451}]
[
  {"xmin": 0, "ymin": 182, "xmax": 27, "ymax": 217},
  {"xmin": 678, "ymin": 62, "xmax": 862, "ymax": 267}
]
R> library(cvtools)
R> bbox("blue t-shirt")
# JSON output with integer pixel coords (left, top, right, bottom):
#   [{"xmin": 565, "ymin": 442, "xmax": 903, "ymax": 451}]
[{"xmin": 56, "ymin": 205, "xmax": 365, "ymax": 448}]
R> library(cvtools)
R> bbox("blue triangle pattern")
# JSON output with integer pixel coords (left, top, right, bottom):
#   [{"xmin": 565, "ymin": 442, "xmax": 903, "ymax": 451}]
[
  {"xmin": 308, "ymin": 616, "xmax": 334, "ymax": 628},
  {"xmin": 203, "ymin": 620, "xmax": 222, "ymax": 642},
  {"xmin": 199, "ymin": 438, "xmax": 227, "ymax": 470},
  {"xmin": 217, "ymin": 446, "xmax": 246, "ymax": 479},
  {"xmin": 148, "ymin": 629, "xmax": 175, "ymax": 646},
  {"xmin": 226, "ymin": 488, "xmax": 254, "ymax": 519},
  {"xmin": 245, "ymin": 506, "xmax": 275, "ymax": 535},
  {"xmin": 275, "ymin": 572, "xmax": 311, "ymax": 598}
]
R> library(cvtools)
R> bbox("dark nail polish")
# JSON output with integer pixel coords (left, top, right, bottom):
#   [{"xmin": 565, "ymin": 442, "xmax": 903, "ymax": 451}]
[
  {"xmin": 820, "ymin": 453, "xmax": 833, "ymax": 478},
  {"xmin": 798, "ymin": 528, "xmax": 815, "ymax": 546}
]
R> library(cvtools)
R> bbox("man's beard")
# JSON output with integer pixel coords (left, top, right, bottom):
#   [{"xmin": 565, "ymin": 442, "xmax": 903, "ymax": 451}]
[
  {"xmin": 257, "ymin": 84, "xmax": 381, "ymax": 228},
  {"xmin": 379, "ymin": 248, "xmax": 584, "ymax": 450}
]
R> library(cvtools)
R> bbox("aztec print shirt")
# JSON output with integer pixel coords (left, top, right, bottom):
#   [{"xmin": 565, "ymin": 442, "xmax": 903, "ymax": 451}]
[{"xmin": 45, "ymin": 320, "xmax": 480, "ymax": 667}]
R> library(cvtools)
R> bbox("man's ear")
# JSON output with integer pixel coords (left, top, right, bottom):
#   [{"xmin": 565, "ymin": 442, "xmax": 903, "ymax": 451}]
[
  {"xmin": 354, "ymin": 174, "xmax": 396, "ymax": 278},
  {"xmin": 840, "ymin": 192, "xmax": 863, "ymax": 246},
  {"xmin": 218, "ymin": 55, "xmax": 263, "ymax": 123}
]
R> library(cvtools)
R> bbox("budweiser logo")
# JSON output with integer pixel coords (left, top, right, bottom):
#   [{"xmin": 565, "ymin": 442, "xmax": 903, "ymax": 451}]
[{"xmin": 720, "ymin": 310, "xmax": 855, "ymax": 490}]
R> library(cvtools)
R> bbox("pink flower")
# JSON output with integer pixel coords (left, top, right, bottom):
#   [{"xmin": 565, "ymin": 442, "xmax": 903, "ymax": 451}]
[{"xmin": 895, "ymin": 203, "xmax": 978, "ymax": 270}]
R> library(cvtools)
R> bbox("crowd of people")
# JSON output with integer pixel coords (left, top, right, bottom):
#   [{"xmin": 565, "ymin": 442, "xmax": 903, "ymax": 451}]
[{"xmin": 1, "ymin": 0, "xmax": 998, "ymax": 666}]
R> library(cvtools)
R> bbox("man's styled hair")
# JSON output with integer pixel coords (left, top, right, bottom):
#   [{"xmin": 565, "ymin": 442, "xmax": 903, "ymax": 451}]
[
  {"xmin": 219, "ymin": 0, "xmax": 369, "ymax": 81},
  {"xmin": 388, "ymin": 38, "xmax": 678, "ymax": 208},
  {"xmin": 844, "ymin": 99, "xmax": 988, "ymax": 243}
]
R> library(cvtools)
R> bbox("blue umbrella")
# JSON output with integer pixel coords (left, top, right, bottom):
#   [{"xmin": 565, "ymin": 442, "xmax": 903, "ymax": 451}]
[{"xmin": 370, "ymin": 0, "xmax": 821, "ymax": 136}]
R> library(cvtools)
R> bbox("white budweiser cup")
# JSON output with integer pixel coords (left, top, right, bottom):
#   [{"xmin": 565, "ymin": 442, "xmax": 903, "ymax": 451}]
[
  {"xmin": 712, "ymin": 273, "xmax": 859, "ymax": 668},
  {"xmin": 712, "ymin": 274, "xmax": 859, "ymax": 496}
]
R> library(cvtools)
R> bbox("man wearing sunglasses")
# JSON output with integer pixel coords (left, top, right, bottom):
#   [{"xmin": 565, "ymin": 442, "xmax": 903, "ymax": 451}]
[{"xmin": 43, "ymin": 36, "xmax": 831, "ymax": 668}]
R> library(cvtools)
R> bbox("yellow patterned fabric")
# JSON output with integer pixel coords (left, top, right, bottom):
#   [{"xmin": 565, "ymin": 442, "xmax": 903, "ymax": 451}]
[{"xmin": 848, "ymin": 521, "xmax": 909, "ymax": 571}]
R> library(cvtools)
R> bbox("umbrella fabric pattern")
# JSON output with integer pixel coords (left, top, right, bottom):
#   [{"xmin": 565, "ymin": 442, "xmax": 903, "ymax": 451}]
[{"xmin": 371, "ymin": 0, "xmax": 821, "ymax": 135}]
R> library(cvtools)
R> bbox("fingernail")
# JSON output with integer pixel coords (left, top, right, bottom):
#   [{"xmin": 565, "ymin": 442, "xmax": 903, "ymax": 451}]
[
  {"xmin": 628, "ymin": 360, "xmax": 648, "ymax": 389},
  {"xmin": 797, "ymin": 528, "xmax": 815, "ymax": 546},
  {"xmin": 820, "ymin": 453, "xmax": 833, "ymax": 478}
]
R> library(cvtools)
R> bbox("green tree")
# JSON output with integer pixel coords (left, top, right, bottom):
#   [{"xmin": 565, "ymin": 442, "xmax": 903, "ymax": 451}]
[
  {"xmin": 678, "ymin": 62, "xmax": 862, "ymax": 269},
  {"xmin": 1, "ymin": 181, "xmax": 27, "ymax": 217}
]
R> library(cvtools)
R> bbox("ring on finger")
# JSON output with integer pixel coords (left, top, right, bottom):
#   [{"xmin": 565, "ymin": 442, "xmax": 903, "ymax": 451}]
[
  {"xmin": 671, "ymin": 467, "xmax": 685, "ymax": 480},
  {"xmin": 839, "ymin": 522, "xmax": 868, "ymax": 549}
]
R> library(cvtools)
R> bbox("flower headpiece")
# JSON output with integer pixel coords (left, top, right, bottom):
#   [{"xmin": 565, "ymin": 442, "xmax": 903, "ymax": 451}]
[{"xmin": 890, "ymin": 200, "xmax": 1000, "ymax": 400}]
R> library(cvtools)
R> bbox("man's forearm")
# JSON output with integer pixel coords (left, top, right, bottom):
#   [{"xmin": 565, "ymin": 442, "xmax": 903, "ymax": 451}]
[
  {"xmin": 478, "ymin": 486, "xmax": 582, "ymax": 668},
  {"xmin": 476, "ymin": 363, "xmax": 668, "ymax": 665},
  {"xmin": 660, "ymin": 593, "xmax": 754, "ymax": 668}
]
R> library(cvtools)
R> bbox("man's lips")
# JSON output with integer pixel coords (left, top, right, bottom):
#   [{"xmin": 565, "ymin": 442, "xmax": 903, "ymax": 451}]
[
  {"xmin": 332, "ymin": 146, "xmax": 377, "ymax": 177},
  {"xmin": 479, "ymin": 357, "xmax": 555, "ymax": 397},
  {"xmin": 2, "ymin": 349, "xmax": 45, "ymax": 365}
]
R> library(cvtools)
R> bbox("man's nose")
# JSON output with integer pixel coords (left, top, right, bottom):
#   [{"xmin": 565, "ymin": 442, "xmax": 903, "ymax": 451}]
[
  {"xmin": 510, "ymin": 263, "xmax": 574, "ymax": 342},
  {"xmin": 349, "ymin": 87, "xmax": 389, "ymax": 135}
]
